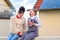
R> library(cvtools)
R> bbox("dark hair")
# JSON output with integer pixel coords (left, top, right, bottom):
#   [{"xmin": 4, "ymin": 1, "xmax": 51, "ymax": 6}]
[
  {"xmin": 32, "ymin": 9, "xmax": 37, "ymax": 15},
  {"xmin": 18, "ymin": 6, "xmax": 25, "ymax": 14}
]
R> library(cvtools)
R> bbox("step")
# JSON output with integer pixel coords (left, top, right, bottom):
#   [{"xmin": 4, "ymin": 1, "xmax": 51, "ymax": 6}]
[{"xmin": 0, "ymin": 36, "xmax": 60, "ymax": 40}]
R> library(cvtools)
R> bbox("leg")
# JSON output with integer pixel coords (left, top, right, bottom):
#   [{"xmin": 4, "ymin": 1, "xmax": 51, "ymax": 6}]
[
  {"xmin": 20, "ymin": 33, "xmax": 28, "ymax": 40},
  {"xmin": 11, "ymin": 34, "xmax": 19, "ymax": 40},
  {"xmin": 8, "ymin": 33, "xmax": 14, "ymax": 40},
  {"xmin": 31, "ymin": 38, "xmax": 34, "ymax": 40},
  {"xmin": 24, "ymin": 32, "xmax": 36, "ymax": 40}
]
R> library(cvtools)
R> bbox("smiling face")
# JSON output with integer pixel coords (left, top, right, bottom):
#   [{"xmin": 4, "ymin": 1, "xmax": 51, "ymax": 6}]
[
  {"xmin": 17, "ymin": 12, "xmax": 24, "ymax": 18},
  {"xmin": 29, "ymin": 10, "xmax": 36, "ymax": 17},
  {"xmin": 17, "ymin": 6, "xmax": 25, "ymax": 18}
]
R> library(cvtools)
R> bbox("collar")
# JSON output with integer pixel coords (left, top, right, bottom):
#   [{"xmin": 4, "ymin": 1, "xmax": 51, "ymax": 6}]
[{"xmin": 29, "ymin": 16, "xmax": 36, "ymax": 19}]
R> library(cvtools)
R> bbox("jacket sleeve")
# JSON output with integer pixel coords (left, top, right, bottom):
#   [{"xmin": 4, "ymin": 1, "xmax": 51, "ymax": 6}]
[
  {"xmin": 10, "ymin": 16, "xmax": 17, "ymax": 33},
  {"xmin": 23, "ymin": 19, "xmax": 28, "ymax": 33},
  {"xmin": 34, "ymin": 17, "xmax": 42, "ymax": 27}
]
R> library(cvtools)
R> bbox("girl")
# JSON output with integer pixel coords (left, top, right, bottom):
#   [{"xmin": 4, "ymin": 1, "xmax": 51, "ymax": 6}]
[
  {"xmin": 20, "ymin": 9, "xmax": 42, "ymax": 40},
  {"xmin": 8, "ymin": 6, "xmax": 27, "ymax": 40}
]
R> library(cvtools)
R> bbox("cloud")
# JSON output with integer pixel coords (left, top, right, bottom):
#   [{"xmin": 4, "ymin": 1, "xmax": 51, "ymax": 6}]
[
  {"xmin": 14, "ymin": 0, "xmax": 29, "ymax": 9},
  {"xmin": 10, "ymin": 0, "xmax": 37, "ymax": 11},
  {"xmin": 22, "ymin": 0, "xmax": 29, "ymax": 4},
  {"xmin": 13, "ymin": 0, "xmax": 36, "ymax": 12}
]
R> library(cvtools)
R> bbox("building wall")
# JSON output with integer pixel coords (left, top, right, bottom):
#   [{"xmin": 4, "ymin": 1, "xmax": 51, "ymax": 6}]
[
  {"xmin": 0, "ymin": 0, "xmax": 10, "ymax": 36},
  {"xmin": 0, "ymin": 0, "xmax": 10, "ymax": 12},
  {"xmin": 0, "ymin": 0, "xmax": 8, "ymax": 6},
  {"xmin": 38, "ymin": 10, "xmax": 60, "ymax": 36},
  {"xmin": 0, "ymin": 19, "xmax": 10, "ymax": 36}
]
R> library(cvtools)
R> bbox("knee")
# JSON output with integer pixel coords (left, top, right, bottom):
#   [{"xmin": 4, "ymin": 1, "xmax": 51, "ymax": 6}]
[
  {"xmin": 11, "ymin": 38, "xmax": 15, "ymax": 40},
  {"xmin": 20, "ymin": 37, "xmax": 23, "ymax": 40},
  {"xmin": 11, "ymin": 38, "xmax": 17, "ymax": 40},
  {"xmin": 24, "ymin": 36, "xmax": 30, "ymax": 40},
  {"xmin": 8, "ymin": 33, "xmax": 14, "ymax": 40}
]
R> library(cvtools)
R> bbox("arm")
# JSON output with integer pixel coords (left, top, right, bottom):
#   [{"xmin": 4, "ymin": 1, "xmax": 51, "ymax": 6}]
[
  {"xmin": 34, "ymin": 17, "xmax": 42, "ymax": 27},
  {"xmin": 23, "ymin": 19, "xmax": 28, "ymax": 33},
  {"xmin": 10, "ymin": 16, "xmax": 17, "ymax": 33}
]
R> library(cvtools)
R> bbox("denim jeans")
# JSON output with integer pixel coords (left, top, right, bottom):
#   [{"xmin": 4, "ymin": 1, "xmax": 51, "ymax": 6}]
[{"xmin": 8, "ymin": 33, "xmax": 19, "ymax": 40}]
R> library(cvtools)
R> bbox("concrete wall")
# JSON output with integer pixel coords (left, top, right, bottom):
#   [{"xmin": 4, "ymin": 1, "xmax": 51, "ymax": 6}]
[
  {"xmin": 0, "ymin": 19, "xmax": 10, "ymax": 36},
  {"xmin": 39, "ymin": 10, "xmax": 60, "ymax": 36}
]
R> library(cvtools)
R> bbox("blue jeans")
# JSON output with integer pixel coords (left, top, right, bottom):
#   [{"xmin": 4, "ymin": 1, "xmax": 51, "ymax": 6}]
[{"xmin": 8, "ymin": 33, "xmax": 19, "ymax": 40}]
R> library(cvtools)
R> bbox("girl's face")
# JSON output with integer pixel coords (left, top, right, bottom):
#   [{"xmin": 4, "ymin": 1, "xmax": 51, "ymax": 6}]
[
  {"xmin": 29, "ymin": 10, "xmax": 35, "ymax": 17},
  {"xmin": 17, "ymin": 13, "xmax": 24, "ymax": 18}
]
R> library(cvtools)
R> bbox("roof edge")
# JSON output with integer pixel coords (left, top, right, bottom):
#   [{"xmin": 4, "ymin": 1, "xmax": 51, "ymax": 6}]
[
  {"xmin": 4, "ymin": 0, "xmax": 16, "ymax": 12},
  {"xmin": 39, "ymin": 8, "xmax": 60, "ymax": 11}
]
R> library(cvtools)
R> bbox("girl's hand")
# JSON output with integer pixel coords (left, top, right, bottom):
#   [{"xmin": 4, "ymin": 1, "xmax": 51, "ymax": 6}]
[{"xmin": 28, "ymin": 21, "xmax": 33, "ymax": 26}]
